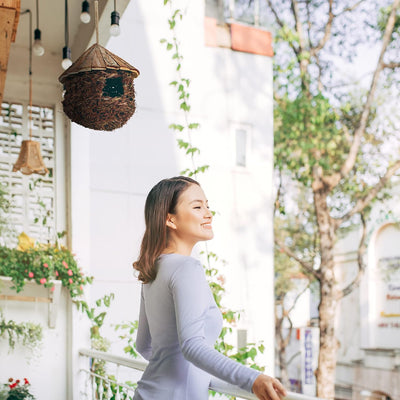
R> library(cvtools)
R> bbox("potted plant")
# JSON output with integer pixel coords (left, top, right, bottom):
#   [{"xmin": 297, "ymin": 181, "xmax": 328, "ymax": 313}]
[
  {"xmin": 0, "ymin": 378, "xmax": 36, "ymax": 400},
  {"xmin": 0, "ymin": 232, "xmax": 93, "ymax": 299}
]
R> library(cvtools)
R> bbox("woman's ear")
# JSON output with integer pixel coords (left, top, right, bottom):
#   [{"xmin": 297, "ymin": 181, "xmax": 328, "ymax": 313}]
[{"xmin": 166, "ymin": 214, "xmax": 176, "ymax": 230}]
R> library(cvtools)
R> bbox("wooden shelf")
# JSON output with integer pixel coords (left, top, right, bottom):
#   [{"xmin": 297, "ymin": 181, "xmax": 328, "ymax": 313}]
[{"xmin": 0, "ymin": 276, "xmax": 62, "ymax": 328}]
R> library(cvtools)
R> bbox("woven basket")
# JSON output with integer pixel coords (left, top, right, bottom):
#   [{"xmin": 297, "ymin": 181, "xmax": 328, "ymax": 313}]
[{"xmin": 59, "ymin": 43, "xmax": 140, "ymax": 131}]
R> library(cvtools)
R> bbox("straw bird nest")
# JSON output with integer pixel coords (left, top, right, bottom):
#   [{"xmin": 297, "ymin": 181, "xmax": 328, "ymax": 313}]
[{"xmin": 59, "ymin": 43, "xmax": 140, "ymax": 131}]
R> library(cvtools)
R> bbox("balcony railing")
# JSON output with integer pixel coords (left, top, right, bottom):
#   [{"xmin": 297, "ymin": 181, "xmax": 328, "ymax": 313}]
[{"xmin": 79, "ymin": 348, "xmax": 324, "ymax": 400}]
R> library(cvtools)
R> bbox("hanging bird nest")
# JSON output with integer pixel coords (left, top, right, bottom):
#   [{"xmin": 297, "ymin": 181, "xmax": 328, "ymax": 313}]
[{"xmin": 58, "ymin": 43, "xmax": 140, "ymax": 131}]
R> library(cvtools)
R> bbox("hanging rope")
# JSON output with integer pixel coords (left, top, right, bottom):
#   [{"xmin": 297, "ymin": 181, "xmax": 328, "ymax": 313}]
[{"xmin": 95, "ymin": 0, "xmax": 99, "ymax": 44}]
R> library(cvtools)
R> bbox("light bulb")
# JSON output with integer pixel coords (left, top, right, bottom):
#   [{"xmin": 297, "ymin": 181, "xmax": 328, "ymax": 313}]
[
  {"xmin": 62, "ymin": 58, "xmax": 73, "ymax": 70},
  {"xmin": 110, "ymin": 23, "xmax": 120, "ymax": 36},
  {"xmin": 80, "ymin": 12, "xmax": 90, "ymax": 23},
  {"xmin": 33, "ymin": 40, "xmax": 45, "ymax": 56},
  {"xmin": 80, "ymin": 1, "xmax": 90, "ymax": 23},
  {"xmin": 33, "ymin": 29, "xmax": 45, "ymax": 56},
  {"xmin": 110, "ymin": 11, "xmax": 120, "ymax": 36},
  {"xmin": 61, "ymin": 46, "xmax": 72, "ymax": 70}
]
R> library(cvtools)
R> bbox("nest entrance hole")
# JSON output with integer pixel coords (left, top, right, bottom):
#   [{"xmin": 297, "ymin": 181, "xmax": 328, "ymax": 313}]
[{"xmin": 103, "ymin": 77, "xmax": 124, "ymax": 98}]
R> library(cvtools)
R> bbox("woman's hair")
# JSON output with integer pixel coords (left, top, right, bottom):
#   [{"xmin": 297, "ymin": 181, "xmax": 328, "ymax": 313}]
[{"xmin": 133, "ymin": 176, "xmax": 199, "ymax": 283}]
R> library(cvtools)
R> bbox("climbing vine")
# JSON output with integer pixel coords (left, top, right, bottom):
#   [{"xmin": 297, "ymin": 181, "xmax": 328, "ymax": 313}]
[{"xmin": 160, "ymin": 0, "xmax": 265, "ymax": 374}]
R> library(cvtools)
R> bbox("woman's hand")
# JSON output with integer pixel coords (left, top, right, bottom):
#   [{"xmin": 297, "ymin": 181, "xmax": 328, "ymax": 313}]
[{"xmin": 252, "ymin": 374, "xmax": 287, "ymax": 400}]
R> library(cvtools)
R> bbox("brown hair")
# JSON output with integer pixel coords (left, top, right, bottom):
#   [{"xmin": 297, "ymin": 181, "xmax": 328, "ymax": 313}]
[{"xmin": 133, "ymin": 176, "xmax": 199, "ymax": 283}]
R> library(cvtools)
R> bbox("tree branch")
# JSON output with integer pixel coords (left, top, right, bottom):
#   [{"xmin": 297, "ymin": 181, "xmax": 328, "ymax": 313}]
[
  {"xmin": 274, "ymin": 168, "xmax": 284, "ymax": 215},
  {"xmin": 266, "ymin": 0, "xmax": 286, "ymax": 29},
  {"xmin": 336, "ymin": 159, "xmax": 400, "ymax": 227},
  {"xmin": 337, "ymin": 213, "xmax": 367, "ymax": 299},
  {"xmin": 383, "ymin": 62, "xmax": 400, "ymax": 69},
  {"xmin": 287, "ymin": 281, "xmax": 311, "ymax": 314},
  {"xmin": 275, "ymin": 238, "xmax": 321, "ymax": 279},
  {"xmin": 266, "ymin": 0, "xmax": 303, "ymax": 58},
  {"xmin": 322, "ymin": 0, "xmax": 400, "ymax": 190},
  {"xmin": 335, "ymin": 0, "xmax": 365, "ymax": 17},
  {"xmin": 310, "ymin": 0, "xmax": 334, "ymax": 57}
]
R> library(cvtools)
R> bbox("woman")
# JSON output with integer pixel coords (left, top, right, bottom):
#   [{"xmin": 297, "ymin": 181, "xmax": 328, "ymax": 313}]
[{"xmin": 133, "ymin": 176, "xmax": 287, "ymax": 400}]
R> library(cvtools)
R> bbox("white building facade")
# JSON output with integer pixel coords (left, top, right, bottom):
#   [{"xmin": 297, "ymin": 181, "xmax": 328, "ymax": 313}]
[{"xmin": 0, "ymin": 1, "xmax": 275, "ymax": 399}]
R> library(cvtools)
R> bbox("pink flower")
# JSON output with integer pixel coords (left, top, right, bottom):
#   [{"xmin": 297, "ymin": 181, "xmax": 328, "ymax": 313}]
[
  {"xmin": 55, "ymin": 271, "xmax": 59, "ymax": 277},
  {"xmin": 50, "ymin": 286, "xmax": 55, "ymax": 292},
  {"xmin": 62, "ymin": 261, "xmax": 68, "ymax": 269},
  {"xmin": 43, "ymin": 263, "xmax": 48, "ymax": 268},
  {"xmin": 28, "ymin": 272, "xmax": 34, "ymax": 278},
  {"xmin": 80, "ymin": 285, "xmax": 83, "ymax": 291},
  {"xmin": 40, "ymin": 278, "xmax": 47, "ymax": 284},
  {"xmin": 69, "ymin": 278, "xmax": 73, "ymax": 284},
  {"xmin": 67, "ymin": 269, "xmax": 73, "ymax": 276}
]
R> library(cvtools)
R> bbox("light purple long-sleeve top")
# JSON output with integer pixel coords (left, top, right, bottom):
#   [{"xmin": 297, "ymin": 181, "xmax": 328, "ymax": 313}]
[{"xmin": 133, "ymin": 253, "xmax": 260, "ymax": 400}]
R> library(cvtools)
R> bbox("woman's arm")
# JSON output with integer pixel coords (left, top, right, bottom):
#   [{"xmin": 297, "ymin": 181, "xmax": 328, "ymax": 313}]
[
  {"xmin": 135, "ymin": 285, "xmax": 152, "ymax": 360},
  {"xmin": 170, "ymin": 259, "xmax": 260, "ymax": 393}
]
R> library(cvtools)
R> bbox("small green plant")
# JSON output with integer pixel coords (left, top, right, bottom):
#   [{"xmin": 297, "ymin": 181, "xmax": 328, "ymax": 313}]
[
  {"xmin": 0, "ymin": 378, "xmax": 36, "ymax": 400},
  {"xmin": 114, "ymin": 320, "xmax": 139, "ymax": 359},
  {"xmin": 0, "ymin": 314, "xmax": 42, "ymax": 352},
  {"xmin": 0, "ymin": 233, "xmax": 92, "ymax": 298}
]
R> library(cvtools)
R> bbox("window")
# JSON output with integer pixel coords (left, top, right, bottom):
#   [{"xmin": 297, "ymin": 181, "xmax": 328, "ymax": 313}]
[
  {"xmin": 235, "ymin": 128, "xmax": 247, "ymax": 167},
  {"xmin": 0, "ymin": 101, "xmax": 56, "ymax": 245}
]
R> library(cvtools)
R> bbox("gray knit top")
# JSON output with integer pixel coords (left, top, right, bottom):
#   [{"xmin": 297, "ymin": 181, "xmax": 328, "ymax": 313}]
[{"xmin": 133, "ymin": 253, "xmax": 260, "ymax": 400}]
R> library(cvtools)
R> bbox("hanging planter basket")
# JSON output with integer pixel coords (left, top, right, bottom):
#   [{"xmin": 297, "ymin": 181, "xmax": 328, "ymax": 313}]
[{"xmin": 58, "ymin": 43, "xmax": 140, "ymax": 131}]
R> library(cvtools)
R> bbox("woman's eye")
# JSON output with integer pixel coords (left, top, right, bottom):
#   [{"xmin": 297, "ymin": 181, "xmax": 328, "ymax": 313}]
[{"xmin": 194, "ymin": 206, "xmax": 201, "ymax": 209}]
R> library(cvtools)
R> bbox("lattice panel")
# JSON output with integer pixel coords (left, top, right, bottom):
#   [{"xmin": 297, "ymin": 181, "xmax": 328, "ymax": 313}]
[{"xmin": 0, "ymin": 101, "xmax": 56, "ymax": 245}]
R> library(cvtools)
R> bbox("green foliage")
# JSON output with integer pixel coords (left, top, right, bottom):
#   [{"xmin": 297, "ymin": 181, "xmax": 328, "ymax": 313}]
[
  {"xmin": 274, "ymin": 93, "xmax": 348, "ymax": 185},
  {"xmin": 75, "ymin": 293, "xmax": 115, "ymax": 351},
  {"xmin": 0, "ymin": 242, "xmax": 92, "ymax": 298},
  {"xmin": 0, "ymin": 184, "xmax": 10, "ymax": 238},
  {"xmin": 114, "ymin": 320, "xmax": 139, "ymax": 359},
  {"xmin": 160, "ymin": 5, "xmax": 209, "ymax": 178},
  {"xmin": 377, "ymin": 5, "xmax": 400, "ymax": 39},
  {"xmin": 0, "ymin": 314, "xmax": 42, "ymax": 352},
  {"xmin": 75, "ymin": 294, "xmax": 137, "ymax": 398},
  {"xmin": 203, "ymin": 251, "xmax": 265, "ymax": 372}
]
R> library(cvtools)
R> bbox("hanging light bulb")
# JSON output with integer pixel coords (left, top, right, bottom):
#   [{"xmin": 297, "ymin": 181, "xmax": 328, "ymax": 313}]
[
  {"xmin": 33, "ymin": 0, "xmax": 44, "ymax": 56},
  {"xmin": 110, "ymin": 0, "xmax": 120, "ymax": 36},
  {"xmin": 33, "ymin": 28, "xmax": 44, "ymax": 56},
  {"xmin": 62, "ymin": 0, "xmax": 72, "ymax": 70},
  {"xmin": 62, "ymin": 46, "xmax": 72, "ymax": 70},
  {"xmin": 80, "ymin": 0, "xmax": 91, "ymax": 24}
]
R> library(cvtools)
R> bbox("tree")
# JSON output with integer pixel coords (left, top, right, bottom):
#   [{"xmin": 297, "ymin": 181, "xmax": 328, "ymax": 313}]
[{"xmin": 267, "ymin": 0, "xmax": 400, "ymax": 398}]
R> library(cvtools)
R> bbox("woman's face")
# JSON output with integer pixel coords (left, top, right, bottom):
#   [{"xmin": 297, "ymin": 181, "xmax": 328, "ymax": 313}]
[{"xmin": 167, "ymin": 184, "xmax": 213, "ymax": 247}]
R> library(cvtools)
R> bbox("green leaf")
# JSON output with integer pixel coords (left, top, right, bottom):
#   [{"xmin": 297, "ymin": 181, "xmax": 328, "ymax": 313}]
[{"xmin": 169, "ymin": 123, "xmax": 184, "ymax": 132}]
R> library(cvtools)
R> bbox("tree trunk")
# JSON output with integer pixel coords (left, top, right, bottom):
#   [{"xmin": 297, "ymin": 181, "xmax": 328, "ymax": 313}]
[
  {"xmin": 279, "ymin": 347, "xmax": 291, "ymax": 388},
  {"xmin": 275, "ymin": 305, "xmax": 291, "ymax": 388},
  {"xmin": 313, "ymin": 187, "xmax": 338, "ymax": 399}
]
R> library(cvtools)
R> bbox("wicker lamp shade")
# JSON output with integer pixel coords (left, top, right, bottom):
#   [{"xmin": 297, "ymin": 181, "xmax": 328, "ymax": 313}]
[
  {"xmin": 12, "ymin": 140, "xmax": 49, "ymax": 175},
  {"xmin": 58, "ymin": 43, "xmax": 140, "ymax": 131}
]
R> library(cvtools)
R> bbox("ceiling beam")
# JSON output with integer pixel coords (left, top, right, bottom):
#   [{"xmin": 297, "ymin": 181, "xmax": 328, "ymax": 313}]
[{"xmin": 0, "ymin": 0, "xmax": 20, "ymax": 104}]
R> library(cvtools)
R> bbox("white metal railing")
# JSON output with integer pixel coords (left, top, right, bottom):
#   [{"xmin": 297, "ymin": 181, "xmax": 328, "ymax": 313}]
[{"xmin": 79, "ymin": 348, "xmax": 323, "ymax": 400}]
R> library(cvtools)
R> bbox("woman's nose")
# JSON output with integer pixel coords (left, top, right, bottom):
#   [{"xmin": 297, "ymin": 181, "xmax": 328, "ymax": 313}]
[{"xmin": 205, "ymin": 208, "xmax": 212, "ymax": 219}]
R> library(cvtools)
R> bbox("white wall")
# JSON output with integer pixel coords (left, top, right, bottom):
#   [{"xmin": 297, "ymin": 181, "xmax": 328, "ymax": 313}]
[{"xmin": 73, "ymin": 0, "xmax": 275, "ymax": 375}]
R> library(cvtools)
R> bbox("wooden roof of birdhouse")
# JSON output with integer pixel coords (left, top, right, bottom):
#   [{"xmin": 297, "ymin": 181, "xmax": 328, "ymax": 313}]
[{"xmin": 59, "ymin": 43, "xmax": 140, "ymax": 84}]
